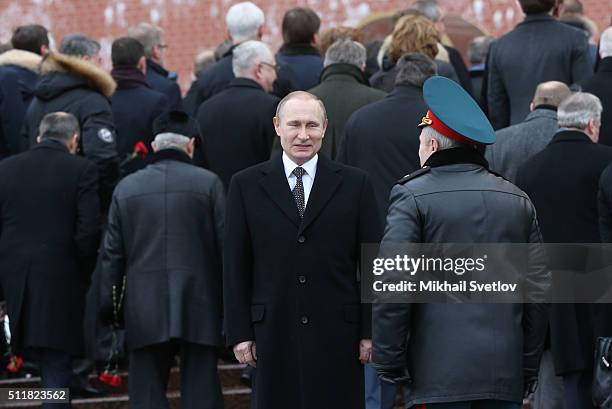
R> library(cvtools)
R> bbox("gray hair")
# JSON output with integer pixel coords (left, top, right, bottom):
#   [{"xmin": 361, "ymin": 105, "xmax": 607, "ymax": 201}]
[
  {"xmin": 276, "ymin": 91, "xmax": 327, "ymax": 122},
  {"xmin": 395, "ymin": 53, "xmax": 437, "ymax": 87},
  {"xmin": 600, "ymin": 26, "xmax": 612, "ymax": 59},
  {"xmin": 153, "ymin": 132, "xmax": 190, "ymax": 151},
  {"xmin": 226, "ymin": 2, "xmax": 265, "ymax": 43},
  {"xmin": 232, "ymin": 40, "xmax": 273, "ymax": 77},
  {"xmin": 39, "ymin": 112, "xmax": 80, "ymax": 142},
  {"xmin": 468, "ymin": 36, "xmax": 493, "ymax": 65},
  {"xmin": 127, "ymin": 23, "xmax": 162, "ymax": 58},
  {"xmin": 421, "ymin": 125, "xmax": 462, "ymax": 150},
  {"xmin": 323, "ymin": 39, "xmax": 366, "ymax": 69},
  {"xmin": 558, "ymin": 92, "xmax": 602, "ymax": 129},
  {"xmin": 59, "ymin": 34, "xmax": 100, "ymax": 57},
  {"xmin": 408, "ymin": 0, "xmax": 442, "ymax": 22}
]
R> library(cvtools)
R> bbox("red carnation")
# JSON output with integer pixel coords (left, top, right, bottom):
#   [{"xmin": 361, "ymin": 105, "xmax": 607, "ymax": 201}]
[
  {"xmin": 6, "ymin": 355, "xmax": 23, "ymax": 373},
  {"xmin": 98, "ymin": 371, "xmax": 122, "ymax": 388},
  {"xmin": 133, "ymin": 141, "xmax": 149, "ymax": 159}
]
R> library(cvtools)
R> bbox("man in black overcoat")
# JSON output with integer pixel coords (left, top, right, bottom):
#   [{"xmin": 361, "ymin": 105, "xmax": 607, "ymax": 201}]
[
  {"xmin": 224, "ymin": 91, "xmax": 380, "ymax": 409},
  {"xmin": 581, "ymin": 27, "xmax": 612, "ymax": 145},
  {"xmin": 516, "ymin": 92, "xmax": 612, "ymax": 409},
  {"xmin": 110, "ymin": 37, "xmax": 169, "ymax": 175},
  {"xmin": 338, "ymin": 52, "xmax": 434, "ymax": 226},
  {"xmin": 99, "ymin": 111, "xmax": 225, "ymax": 409},
  {"xmin": 487, "ymin": 0, "xmax": 592, "ymax": 129},
  {"xmin": 196, "ymin": 40, "xmax": 278, "ymax": 190},
  {"xmin": 0, "ymin": 112, "xmax": 100, "ymax": 402}
]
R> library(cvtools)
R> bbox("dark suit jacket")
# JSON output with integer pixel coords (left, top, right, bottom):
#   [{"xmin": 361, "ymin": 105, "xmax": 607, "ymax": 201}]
[
  {"xmin": 111, "ymin": 81, "xmax": 169, "ymax": 174},
  {"xmin": 337, "ymin": 85, "xmax": 427, "ymax": 225},
  {"xmin": 487, "ymin": 13, "xmax": 592, "ymax": 129},
  {"xmin": 581, "ymin": 57, "xmax": 612, "ymax": 146},
  {"xmin": 99, "ymin": 149, "xmax": 225, "ymax": 350},
  {"xmin": 0, "ymin": 139, "xmax": 100, "ymax": 354},
  {"xmin": 223, "ymin": 154, "xmax": 380, "ymax": 409},
  {"xmin": 146, "ymin": 59, "xmax": 183, "ymax": 111},
  {"xmin": 196, "ymin": 78, "xmax": 279, "ymax": 190},
  {"xmin": 516, "ymin": 129, "xmax": 612, "ymax": 374}
]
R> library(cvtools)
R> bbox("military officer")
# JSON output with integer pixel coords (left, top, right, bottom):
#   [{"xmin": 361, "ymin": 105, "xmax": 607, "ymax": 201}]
[{"xmin": 372, "ymin": 76, "xmax": 550, "ymax": 409}]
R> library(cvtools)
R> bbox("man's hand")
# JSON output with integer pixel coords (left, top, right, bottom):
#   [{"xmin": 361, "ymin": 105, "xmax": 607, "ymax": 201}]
[
  {"xmin": 233, "ymin": 341, "xmax": 257, "ymax": 367},
  {"xmin": 359, "ymin": 339, "xmax": 372, "ymax": 364}
]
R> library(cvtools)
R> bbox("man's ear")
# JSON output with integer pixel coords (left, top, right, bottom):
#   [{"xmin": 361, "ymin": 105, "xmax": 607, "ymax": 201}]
[
  {"xmin": 36, "ymin": 135, "xmax": 42, "ymax": 144},
  {"xmin": 151, "ymin": 141, "xmax": 158, "ymax": 152},
  {"xmin": 529, "ymin": 102, "xmax": 535, "ymax": 112},
  {"xmin": 257, "ymin": 26, "xmax": 264, "ymax": 40},
  {"xmin": 186, "ymin": 138, "xmax": 196, "ymax": 158},
  {"xmin": 40, "ymin": 45, "xmax": 49, "ymax": 56},
  {"xmin": 137, "ymin": 56, "xmax": 147, "ymax": 73},
  {"xmin": 430, "ymin": 138, "xmax": 439, "ymax": 152},
  {"xmin": 273, "ymin": 116, "xmax": 281, "ymax": 136},
  {"xmin": 226, "ymin": 29, "xmax": 233, "ymax": 42},
  {"xmin": 321, "ymin": 119, "xmax": 329, "ymax": 138}
]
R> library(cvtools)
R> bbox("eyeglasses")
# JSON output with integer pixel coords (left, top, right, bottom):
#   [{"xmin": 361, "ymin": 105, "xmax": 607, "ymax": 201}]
[{"xmin": 260, "ymin": 61, "xmax": 278, "ymax": 71}]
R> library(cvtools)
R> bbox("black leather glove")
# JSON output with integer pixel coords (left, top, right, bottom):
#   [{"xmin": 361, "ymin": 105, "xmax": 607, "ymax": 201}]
[
  {"xmin": 523, "ymin": 378, "xmax": 538, "ymax": 398},
  {"xmin": 377, "ymin": 367, "xmax": 412, "ymax": 385}
]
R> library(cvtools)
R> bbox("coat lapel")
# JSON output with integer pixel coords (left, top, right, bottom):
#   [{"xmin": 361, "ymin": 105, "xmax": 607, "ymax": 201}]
[
  {"xmin": 299, "ymin": 155, "xmax": 342, "ymax": 234},
  {"xmin": 259, "ymin": 155, "xmax": 301, "ymax": 228}
]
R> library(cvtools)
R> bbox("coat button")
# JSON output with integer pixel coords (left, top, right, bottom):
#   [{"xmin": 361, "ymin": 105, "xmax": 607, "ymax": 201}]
[
  {"xmin": 297, "ymin": 235, "xmax": 306, "ymax": 243},
  {"xmin": 301, "ymin": 316, "xmax": 309, "ymax": 324},
  {"xmin": 298, "ymin": 275, "xmax": 306, "ymax": 284}
]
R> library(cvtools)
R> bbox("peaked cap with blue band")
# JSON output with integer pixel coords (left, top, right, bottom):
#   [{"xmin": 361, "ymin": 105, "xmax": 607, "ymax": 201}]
[{"xmin": 418, "ymin": 76, "xmax": 496, "ymax": 145}]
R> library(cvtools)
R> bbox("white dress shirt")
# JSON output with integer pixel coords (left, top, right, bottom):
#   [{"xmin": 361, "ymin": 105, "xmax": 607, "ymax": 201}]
[{"xmin": 282, "ymin": 152, "xmax": 318, "ymax": 207}]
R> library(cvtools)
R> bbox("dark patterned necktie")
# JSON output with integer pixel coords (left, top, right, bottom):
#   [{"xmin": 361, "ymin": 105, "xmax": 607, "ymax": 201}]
[{"xmin": 292, "ymin": 166, "xmax": 305, "ymax": 218}]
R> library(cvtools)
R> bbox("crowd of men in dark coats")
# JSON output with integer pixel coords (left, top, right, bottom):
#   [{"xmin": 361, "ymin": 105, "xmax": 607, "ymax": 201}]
[{"xmin": 0, "ymin": 0, "xmax": 611, "ymax": 408}]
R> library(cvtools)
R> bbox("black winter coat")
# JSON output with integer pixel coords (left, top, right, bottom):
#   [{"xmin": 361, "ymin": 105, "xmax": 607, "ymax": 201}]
[
  {"xmin": 224, "ymin": 154, "xmax": 380, "ymax": 409},
  {"xmin": 145, "ymin": 59, "xmax": 183, "ymax": 111},
  {"xmin": 0, "ymin": 50, "xmax": 41, "ymax": 158},
  {"xmin": 516, "ymin": 130, "xmax": 612, "ymax": 374},
  {"xmin": 23, "ymin": 52, "xmax": 119, "ymax": 213},
  {"xmin": 337, "ymin": 85, "xmax": 427, "ymax": 225},
  {"xmin": 0, "ymin": 139, "xmax": 100, "ymax": 355},
  {"xmin": 196, "ymin": 78, "xmax": 278, "ymax": 190},
  {"xmin": 111, "ymin": 67, "xmax": 169, "ymax": 174},
  {"xmin": 581, "ymin": 57, "xmax": 612, "ymax": 146},
  {"xmin": 374, "ymin": 148, "xmax": 549, "ymax": 406},
  {"xmin": 487, "ymin": 14, "xmax": 592, "ymax": 129},
  {"xmin": 99, "ymin": 149, "xmax": 225, "ymax": 350}
]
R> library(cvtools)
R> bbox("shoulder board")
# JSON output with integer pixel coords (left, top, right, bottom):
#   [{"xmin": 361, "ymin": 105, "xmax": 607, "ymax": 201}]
[{"xmin": 395, "ymin": 166, "xmax": 431, "ymax": 185}]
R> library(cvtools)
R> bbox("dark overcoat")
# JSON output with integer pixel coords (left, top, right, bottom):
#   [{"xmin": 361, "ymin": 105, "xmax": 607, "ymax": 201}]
[
  {"xmin": 337, "ymin": 84, "xmax": 427, "ymax": 225},
  {"xmin": 145, "ymin": 59, "xmax": 183, "ymax": 111},
  {"xmin": 196, "ymin": 78, "xmax": 279, "ymax": 190},
  {"xmin": 516, "ymin": 129, "xmax": 612, "ymax": 374},
  {"xmin": 0, "ymin": 139, "xmax": 100, "ymax": 355},
  {"xmin": 487, "ymin": 13, "xmax": 592, "ymax": 129},
  {"xmin": 0, "ymin": 50, "xmax": 40, "ymax": 158},
  {"xmin": 581, "ymin": 57, "xmax": 612, "ymax": 146},
  {"xmin": 309, "ymin": 63, "xmax": 386, "ymax": 159},
  {"xmin": 99, "ymin": 149, "xmax": 225, "ymax": 350},
  {"xmin": 23, "ymin": 52, "xmax": 119, "ymax": 212},
  {"xmin": 224, "ymin": 154, "xmax": 380, "ymax": 409},
  {"xmin": 276, "ymin": 43, "xmax": 323, "ymax": 91},
  {"xmin": 110, "ymin": 72, "xmax": 169, "ymax": 174},
  {"xmin": 373, "ymin": 148, "xmax": 549, "ymax": 406}
]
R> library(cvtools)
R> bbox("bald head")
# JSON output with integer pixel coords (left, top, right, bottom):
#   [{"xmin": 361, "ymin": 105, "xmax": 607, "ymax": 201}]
[
  {"xmin": 275, "ymin": 91, "xmax": 327, "ymax": 122},
  {"xmin": 601, "ymin": 27, "xmax": 612, "ymax": 59},
  {"xmin": 532, "ymin": 81, "xmax": 572, "ymax": 109}
]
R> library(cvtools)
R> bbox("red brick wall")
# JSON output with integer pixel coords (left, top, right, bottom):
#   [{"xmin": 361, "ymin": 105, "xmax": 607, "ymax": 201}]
[{"xmin": 0, "ymin": 0, "xmax": 608, "ymax": 93}]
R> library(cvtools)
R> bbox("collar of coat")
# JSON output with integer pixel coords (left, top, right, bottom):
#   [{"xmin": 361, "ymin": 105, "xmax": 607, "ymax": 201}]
[
  {"xmin": 598, "ymin": 57, "xmax": 612, "ymax": 73},
  {"xmin": 521, "ymin": 13, "xmax": 555, "ymax": 25},
  {"xmin": 146, "ymin": 58, "xmax": 169, "ymax": 77},
  {"xmin": 228, "ymin": 77, "xmax": 265, "ymax": 91},
  {"xmin": 424, "ymin": 146, "xmax": 489, "ymax": 169},
  {"xmin": 0, "ymin": 49, "xmax": 41, "ymax": 73},
  {"xmin": 319, "ymin": 63, "xmax": 368, "ymax": 85},
  {"xmin": 549, "ymin": 129, "xmax": 594, "ymax": 145},
  {"xmin": 278, "ymin": 43, "xmax": 321, "ymax": 57},
  {"xmin": 152, "ymin": 148, "xmax": 193, "ymax": 165},
  {"xmin": 32, "ymin": 138, "xmax": 70, "ymax": 153},
  {"xmin": 40, "ymin": 52, "xmax": 116, "ymax": 97}
]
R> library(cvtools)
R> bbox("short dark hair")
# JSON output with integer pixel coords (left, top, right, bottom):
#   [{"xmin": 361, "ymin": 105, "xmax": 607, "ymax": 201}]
[
  {"xmin": 282, "ymin": 7, "xmax": 321, "ymax": 45},
  {"xmin": 59, "ymin": 34, "xmax": 100, "ymax": 57},
  {"xmin": 39, "ymin": 112, "xmax": 80, "ymax": 142},
  {"xmin": 518, "ymin": 0, "xmax": 555, "ymax": 14},
  {"xmin": 394, "ymin": 53, "xmax": 437, "ymax": 87},
  {"xmin": 111, "ymin": 37, "xmax": 145, "ymax": 67},
  {"xmin": 11, "ymin": 25, "xmax": 49, "ymax": 55}
]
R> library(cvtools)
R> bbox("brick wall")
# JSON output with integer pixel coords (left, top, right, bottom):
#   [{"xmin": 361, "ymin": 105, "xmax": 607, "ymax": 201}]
[{"xmin": 0, "ymin": 0, "xmax": 608, "ymax": 93}]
